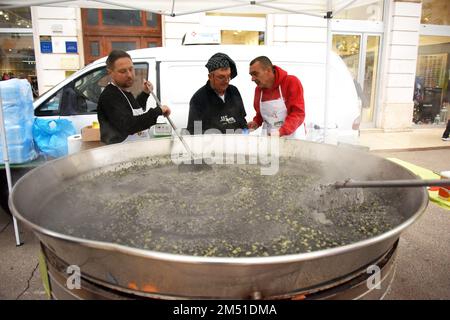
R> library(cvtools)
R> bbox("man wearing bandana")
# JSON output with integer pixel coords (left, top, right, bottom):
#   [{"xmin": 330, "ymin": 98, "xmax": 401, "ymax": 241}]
[{"xmin": 187, "ymin": 53, "xmax": 248, "ymax": 134}]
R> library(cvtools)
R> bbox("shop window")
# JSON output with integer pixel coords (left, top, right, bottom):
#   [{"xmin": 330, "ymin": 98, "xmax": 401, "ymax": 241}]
[
  {"xmin": 102, "ymin": 9, "xmax": 142, "ymax": 26},
  {"xmin": 111, "ymin": 41, "xmax": 137, "ymax": 51},
  {"xmin": 83, "ymin": 9, "xmax": 160, "ymax": 30},
  {"xmin": 87, "ymin": 9, "xmax": 99, "ymax": 26},
  {"xmin": 332, "ymin": 34, "xmax": 361, "ymax": 79},
  {"xmin": 205, "ymin": 13, "xmax": 265, "ymax": 45},
  {"xmin": 414, "ymin": 36, "xmax": 450, "ymax": 125},
  {"xmin": 334, "ymin": 0, "xmax": 383, "ymax": 21},
  {"xmin": 146, "ymin": 13, "xmax": 158, "ymax": 28},
  {"xmin": 89, "ymin": 41, "xmax": 100, "ymax": 57},
  {"xmin": 81, "ymin": 9, "xmax": 162, "ymax": 65},
  {"xmin": 421, "ymin": 0, "xmax": 450, "ymax": 26},
  {"xmin": 221, "ymin": 30, "xmax": 264, "ymax": 45},
  {"xmin": 333, "ymin": 33, "xmax": 381, "ymax": 124},
  {"xmin": 0, "ymin": 33, "xmax": 37, "ymax": 95},
  {"xmin": 0, "ymin": 8, "xmax": 32, "ymax": 28}
]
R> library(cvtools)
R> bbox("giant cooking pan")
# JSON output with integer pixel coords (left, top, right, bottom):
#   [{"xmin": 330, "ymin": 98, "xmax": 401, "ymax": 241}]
[{"xmin": 9, "ymin": 135, "xmax": 428, "ymax": 298}]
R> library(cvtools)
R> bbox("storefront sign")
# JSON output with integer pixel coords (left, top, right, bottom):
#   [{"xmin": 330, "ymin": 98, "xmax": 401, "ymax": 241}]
[
  {"xmin": 40, "ymin": 36, "xmax": 53, "ymax": 54},
  {"xmin": 65, "ymin": 41, "xmax": 78, "ymax": 54}
]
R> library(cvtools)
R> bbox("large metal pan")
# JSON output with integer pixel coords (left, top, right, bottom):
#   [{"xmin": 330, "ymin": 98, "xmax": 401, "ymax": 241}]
[{"xmin": 9, "ymin": 135, "xmax": 428, "ymax": 298}]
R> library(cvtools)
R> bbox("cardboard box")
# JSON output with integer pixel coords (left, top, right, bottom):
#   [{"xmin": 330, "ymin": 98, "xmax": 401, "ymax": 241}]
[{"xmin": 81, "ymin": 125, "xmax": 100, "ymax": 142}]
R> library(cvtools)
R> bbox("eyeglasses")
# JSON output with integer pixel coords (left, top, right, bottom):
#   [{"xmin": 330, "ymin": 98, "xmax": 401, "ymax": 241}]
[{"xmin": 214, "ymin": 74, "xmax": 231, "ymax": 82}]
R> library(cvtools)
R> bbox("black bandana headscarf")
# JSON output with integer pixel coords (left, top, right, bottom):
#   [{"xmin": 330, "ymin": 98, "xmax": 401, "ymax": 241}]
[{"xmin": 205, "ymin": 52, "xmax": 237, "ymax": 79}]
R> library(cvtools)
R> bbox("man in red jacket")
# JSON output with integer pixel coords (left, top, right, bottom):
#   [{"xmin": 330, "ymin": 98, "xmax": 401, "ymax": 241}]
[{"xmin": 247, "ymin": 56, "xmax": 305, "ymax": 138}]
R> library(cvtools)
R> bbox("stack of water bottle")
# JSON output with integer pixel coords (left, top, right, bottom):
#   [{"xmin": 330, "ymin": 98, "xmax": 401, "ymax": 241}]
[{"xmin": 0, "ymin": 79, "xmax": 37, "ymax": 164}]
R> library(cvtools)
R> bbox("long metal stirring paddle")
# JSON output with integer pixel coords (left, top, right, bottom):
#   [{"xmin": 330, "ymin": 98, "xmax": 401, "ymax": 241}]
[
  {"xmin": 149, "ymin": 91, "xmax": 211, "ymax": 171},
  {"xmin": 334, "ymin": 179, "xmax": 450, "ymax": 189}
]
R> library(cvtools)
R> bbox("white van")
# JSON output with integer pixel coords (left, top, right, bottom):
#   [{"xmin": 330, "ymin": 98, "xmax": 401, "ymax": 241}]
[{"xmin": 33, "ymin": 45, "xmax": 361, "ymax": 144}]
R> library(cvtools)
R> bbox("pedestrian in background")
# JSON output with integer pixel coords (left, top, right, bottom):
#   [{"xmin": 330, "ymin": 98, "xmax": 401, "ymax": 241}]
[{"xmin": 442, "ymin": 119, "xmax": 450, "ymax": 141}]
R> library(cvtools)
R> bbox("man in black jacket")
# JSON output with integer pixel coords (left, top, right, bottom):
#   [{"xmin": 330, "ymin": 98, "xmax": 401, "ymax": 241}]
[
  {"xmin": 97, "ymin": 50, "xmax": 170, "ymax": 144},
  {"xmin": 187, "ymin": 53, "xmax": 247, "ymax": 134}
]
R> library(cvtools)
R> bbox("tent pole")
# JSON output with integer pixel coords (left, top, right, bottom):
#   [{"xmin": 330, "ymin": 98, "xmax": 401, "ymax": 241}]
[
  {"xmin": 0, "ymin": 85, "xmax": 22, "ymax": 246},
  {"xmin": 324, "ymin": 0, "xmax": 333, "ymax": 142},
  {"xmin": 171, "ymin": 0, "xmax": 176, "ymax": 16}
]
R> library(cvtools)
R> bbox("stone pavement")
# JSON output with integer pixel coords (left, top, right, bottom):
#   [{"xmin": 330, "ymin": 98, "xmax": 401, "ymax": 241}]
[
  {"xmin": 358, "ymin": 127, "xmax": 449, "ymax": 151},
  {"xmin": 376, "ymin": 149, "xmax": 450, "ymax": 299},
  {"xmin": 0, "ymin": 211, "xmax": 45, "ymax": 300}
]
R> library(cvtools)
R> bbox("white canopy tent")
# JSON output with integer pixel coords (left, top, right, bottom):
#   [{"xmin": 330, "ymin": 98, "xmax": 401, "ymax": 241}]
[
  {"xmin": 1, "ymin": 0, "xmax": 376, "ymax": 17},
  {"xmin": 0, "ymin": 0, "xmax": 379, "ymax": 245}
]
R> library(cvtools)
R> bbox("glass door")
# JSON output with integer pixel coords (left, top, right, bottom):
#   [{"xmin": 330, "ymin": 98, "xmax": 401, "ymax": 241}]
[
  {"xmin": 362, "ymin": 35, "xmax": 381, "ymax": 123},
  {"xmin": 332, "ymin": 34, "xmax": 361, "ymax": 79},
  {"xmin": 332, "ymin": 33, "xmax": 381, "ymax": 125}
]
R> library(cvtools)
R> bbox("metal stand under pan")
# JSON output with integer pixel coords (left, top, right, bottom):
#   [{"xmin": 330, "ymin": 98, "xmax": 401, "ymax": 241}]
[{"xmin": 40, "ymin": 240, "xmax": 398, "ymax": 300}]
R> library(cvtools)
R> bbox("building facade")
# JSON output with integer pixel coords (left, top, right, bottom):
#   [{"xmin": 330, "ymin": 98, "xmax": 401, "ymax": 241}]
[{"xmin": 0, "ymin": 0, "xmax": 448, "ymax": 131}]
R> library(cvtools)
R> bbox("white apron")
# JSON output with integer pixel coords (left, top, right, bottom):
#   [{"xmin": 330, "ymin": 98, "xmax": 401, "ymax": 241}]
[
  {"xmin": 259, "ymin": 87, "xmax": 305, "ymax": 139},
  {"xmin": 111, "ymin": 82, "xmax": 151, "ymax": 143}
]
